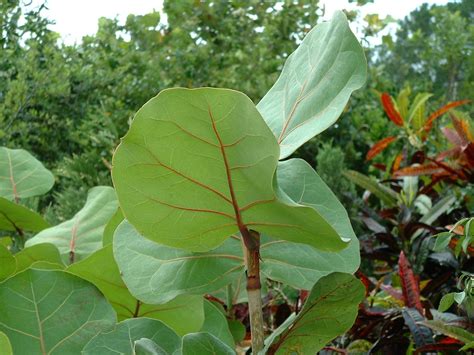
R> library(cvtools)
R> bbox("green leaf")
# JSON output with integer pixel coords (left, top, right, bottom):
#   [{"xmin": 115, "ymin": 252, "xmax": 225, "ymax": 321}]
[
  {"xmin": 228, "ymin": 320, "xmax": 245, "ymax": 344},
  {"xmin": 0, "ymin": 147, "xmax": 54, "ymax": 201},
  {"xmin": 14, "ymin": 243, "xmax": 64, "ymax": 273},
  {"xmin": 413, "ymin": 195, "xmax": 456, "ymax": 240},
  {"xmin": 257, "ymin": 11, "xmax": 366, "ymax": 159},
  {"xmin": 422, "ymin": 320, "xmax": 474, "ymax": 344},
  {"xmin": 200, "ymin": 300, "xmax": 235, "ymax": 348},
  {"xmin": 396, "ymin": 86, "xmax": 411, "ymax": 119},
  {"xmin": 82, "ymin": 318, "xmax": 181, "ymax": 355},
  {"xmin": 420, "ymin": 195, "xmax": 456, "ymax": 225},
  {"xmin": 0, "ymin": 269, "xmax": 116, "ymax": 354},
  {"xmin": 112, "ymin": 87, "xmax": 347, "ymax": 252},
  {"xmin": 262, "ymin": 313, "xmax": 297, "ymax": 354},
  {"xmin": 68, "ymin": 243, "xmax": 204, "ymax": 335},
  {"xmin": 25, "ymin": 186, "xmax": 118, "ymax": 264},
  {"xmin": 432, "ymin": 232, "xmax": 452, "ymax": 252},
  {"xmin": 113, "ymin": 220, "xmax": 244, "ymax": 304},
  {"xmin": 0, "ymin": 196, "xmax": 49, "ymax": 232},
  {"xmin": 102, "ymin": 207, "xmax": 124, "ymax": 246},
  {"xmin": 407, "ymin": 92, "xmax": 432, "ymax": 127},
  {"xmin": 181, "ymin": 332, "xmax": 235, "ymax": 355},
  {"xmin": 0, "ymin": 331, "xmax": 12, "ymax": 355},
  {"xmin": 438, "ymin": 293, "xmax": 455, "ymax": 312},
  {"xmin": 343, "ymin": 170, "xmax": 398, "ymax": 206},
  {"xmin": 267, "ymin": 272, "xmax": 364, "ymax": 354},
  {"xmin": 134, "ymin": 338, "xmax": 167, "ymax": 355},
  {"xmin": 115, "ymin": 219, "xmax": 351, "ymax": 308},
  {"xmin": 460, "ymin": 341, "xmax": 474, "ymax": 351},
  {"xmin": 262, "ymin": 159, "xmax": 360, "ymax": 290},
  {"xmin": 0, "ymin": 244, "xmax": 15, "ymax": 281}
]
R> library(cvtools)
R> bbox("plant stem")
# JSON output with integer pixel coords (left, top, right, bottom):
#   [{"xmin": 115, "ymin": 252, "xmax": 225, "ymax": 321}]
[{"xmin": 242, "ymin": 229, "xmax": 264, "ymax": 353}]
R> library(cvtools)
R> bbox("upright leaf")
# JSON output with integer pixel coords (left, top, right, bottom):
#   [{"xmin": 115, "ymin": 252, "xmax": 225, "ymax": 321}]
[
  {"xmin": 25, "ymin": 186, "xmax": 118, "ymax": 264},
  {"xmin": 82, "ymin": 318, "xmax": 181, "ymax": 355},
  {"xmin": 266, "ymin": 273, "xmax": 364, "ymax": 354},
  {"xmin": 407, "ymin": 93, "xmax": 432, "ymax": 124},
  {"xmin": 0, "ymin": 197, "xmax": 49, "ymax": 232},
  {"xmin": 0, "ymin": 269, "xmax": 116, "ymax": 354},
  {"xmin": 68, "ymin": 243, "xmax": 204, "ymax": 335},
  {"xmin": 0, "ymin": 147, "xmax": 54, "ymax": 201},
  {"xmin": 257, "ymin": 11, "xmax": 366, "ymax": 159},
  {"xmin": 381, "ymin": 93, "xmax": 404, "ymax": 126},
  {"xmin": 200, "ymin": 300, "xmax": 235, "ymax": 348},
  {"xmin": 112, "ymin": 88, "xmax": 347, "ymax": 252},
  {"xmin": 181, "ymin": 332, "xmax": 235, "ymax": 355},
  {"xmin": 398, "ymin": 251, "xmax": 423, "ymax": 312}
]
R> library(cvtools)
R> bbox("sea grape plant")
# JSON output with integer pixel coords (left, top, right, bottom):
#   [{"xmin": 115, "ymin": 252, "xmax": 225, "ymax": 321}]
[
  {"xmin": 111, "ymin": 11, "xmax": 366, "ymax": 353},
  {"xmin": 0, "ymin": 11, "xmax": 367, "ymax": 354}
]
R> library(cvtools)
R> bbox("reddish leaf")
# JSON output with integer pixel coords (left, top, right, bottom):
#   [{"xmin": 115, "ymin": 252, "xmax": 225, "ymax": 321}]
[
  {"xmin": 398, "ymin": 251, "xmax": 423, "ymax": 313},
  {"xmin": 356, "ymin": 270, "xmax": 371, "ymax": 296},
  {"xmin": 424, "ymin": 99, "xmax": 470, "ymax": 132},
  {"xmin": 436, "ymin": 147, "xmax": 462, "ymax": 161},
  {"xmin": 441, "ymin": 127, "xmax": 464, "ymax": 147},
  {"xmin": 381, "ymin": 93, "xmax": 404, "ymax": 126},
  {"xmin": 448, "ymin": 238, "xmax": 474, "ymax": 257},
  {"xmin": 366, "ymin": 136, "xmax": 397, "ymax": 160},
  {"xmin": 414, "ymin": 342, "xmax": 462, "ymax": 354},
  {"xmin": 393, "ymin": 163, "xmax": 443, "ymax": 177},
  {"xmin": 392, "ymin": 153, "xmax": 403, "ymax": 172},
  {"xmin": 452, "ymin": 114, "xmax": 473, "ymax": 145}
]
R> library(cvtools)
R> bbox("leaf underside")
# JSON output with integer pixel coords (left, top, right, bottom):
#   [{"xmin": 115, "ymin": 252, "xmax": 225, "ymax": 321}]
[
  {"xmin": 257, "ymin": 11, "xmax": 366, "ymax": 159},
  {"xmin": 0, "ymin": 147, "xmax": 54, "ymax": 201},
  {"xmin": 112, "ymin": 87, "xmax": 346, "ymax": 252}
]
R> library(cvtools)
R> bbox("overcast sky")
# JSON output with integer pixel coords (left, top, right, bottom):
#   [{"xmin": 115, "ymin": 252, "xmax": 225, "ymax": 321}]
[{"xmin": 28, "ymin": 0, "xmax": 451, "ymax": 45}]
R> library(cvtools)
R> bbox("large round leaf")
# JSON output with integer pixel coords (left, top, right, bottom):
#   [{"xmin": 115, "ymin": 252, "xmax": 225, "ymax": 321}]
[
  {"xmin": 112, "ymin": 87, "xmax": 347, "ymax": 252},
  {"xmin": 0, "ymin": 269, "xmax": 116, "ymax": 354},
  {"xmin": 0, "ymin": 196, "xmax": 49, "ymax": 233},
  {"xmin": 113, "ymin": 221, "xmax": 244, "ymax": 304},
  {"xmin": 25, "ymin": 186, "xmax": 118, "ymax": 264},
  {"xmin": 257, "ymin": 11, "xmax": 367, "ymax": 159},
  {"xmin": 263, "ymin": 158, "xmax": 360, "ymax": 289},
  {"xmin": 114, "ymin": 220, "xmax": 356, "ymax": 305},
  {"xmin": 68, "ymin": 244, "xmax": 204, "ymax": 335},
  {"xmin": 82, "ymin": 318, "xmax": 181, "ymax": 355},
  {"xmin": 0, "ymin": 147, "xmax": 54, "ymax": 201},
  {"xmin": 266, "ymin": 272, "xmax": 364, "ymax": 354}
]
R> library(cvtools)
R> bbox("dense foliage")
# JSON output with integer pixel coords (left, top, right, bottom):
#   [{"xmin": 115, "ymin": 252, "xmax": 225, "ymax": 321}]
[{"xmin": 0, "ymin": 0, "xmax": 473, "ymax": 353}]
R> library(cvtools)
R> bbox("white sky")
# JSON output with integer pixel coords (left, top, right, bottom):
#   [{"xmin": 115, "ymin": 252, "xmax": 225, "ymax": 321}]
[{"xmin": 27, "ymin": 0, "xmax": 451, "ymax": 45}]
